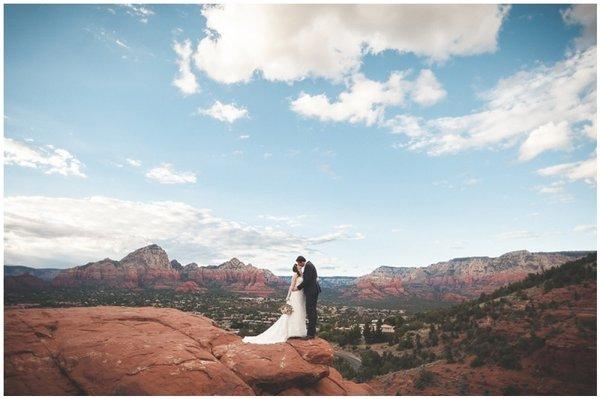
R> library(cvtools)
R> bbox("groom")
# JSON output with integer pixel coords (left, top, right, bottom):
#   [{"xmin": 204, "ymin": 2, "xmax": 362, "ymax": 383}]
[{"xmin": 292, "ymin": 256, "xmax": 321, "ymax": 339}]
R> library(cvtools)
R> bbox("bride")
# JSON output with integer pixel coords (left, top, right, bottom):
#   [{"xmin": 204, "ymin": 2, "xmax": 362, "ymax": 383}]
[{"xmin": 242, "ymin": 264, "xmax": 307, "ymax": 343}]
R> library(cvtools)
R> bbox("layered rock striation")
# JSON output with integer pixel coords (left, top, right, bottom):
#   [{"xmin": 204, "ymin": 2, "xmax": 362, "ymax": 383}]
[
  {"xmin": 350, "ymin": 250, "xmax": 590, "ymax": 302},
  {"xmin": 52, "ymin": 245, "xmax": 179, "ymax": 289},
  {"xmin": 185, "ymin": 258, "xmax": 285, "ymax": 296},
  {"xmin": 8, "ymin": 246, "xmax": 592, "ymax": 303},
  {"xmin": 50, "ymin": 246, "xmax": 285, "ymax": 295}
]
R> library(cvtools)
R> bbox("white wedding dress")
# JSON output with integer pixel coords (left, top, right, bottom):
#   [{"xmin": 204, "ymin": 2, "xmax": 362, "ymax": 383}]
[{"xmin": 242, "ymin": 274, "xmax": 307, "ymax": 344}]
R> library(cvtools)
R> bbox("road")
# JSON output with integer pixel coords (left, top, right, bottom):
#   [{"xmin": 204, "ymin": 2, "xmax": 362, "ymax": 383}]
[{"xmin": 333, "ymin": 349, "xmax": 362, "ymax": 371}]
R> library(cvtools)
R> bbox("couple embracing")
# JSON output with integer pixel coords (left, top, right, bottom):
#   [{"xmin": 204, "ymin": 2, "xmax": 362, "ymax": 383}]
[{"xmin": 242, "ymin": 256, "xmax": 322, "ymax": 344}]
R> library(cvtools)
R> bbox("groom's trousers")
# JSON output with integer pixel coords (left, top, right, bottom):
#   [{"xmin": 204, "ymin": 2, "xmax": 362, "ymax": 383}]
[{"xmin": 305, "ymin": 291, "xmax": 318, "ymax": 336}]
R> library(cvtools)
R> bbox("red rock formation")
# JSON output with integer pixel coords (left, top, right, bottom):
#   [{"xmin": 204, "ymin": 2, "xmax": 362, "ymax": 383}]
[
  {"xmin": 29, "ymin": 245, "xmax": 591, "ymax": 303},
  {"xmin": 4, "ymin": 306, "xmax": 370, "ymax": 395},
  {"xmin": 185, "ymin": 258, "xmax": 287, "ymax": 296},
  {"xmin": 347, "ymin": 251, "xmax": 590, "ymax": 302},
  {"xmin": 4, "ymin": 273, "xmax": 47, "ymax": 292},
  {"xmin": 175, "ymin": 280, "xmax": 204, "ymax": 293},
  {"xmin": 51, "ymin": 246, "xmax": 285, "ymax": 296},
  {"xmin": 279, "ymin": 367, "xmax": 373, "ymax": 395},
  {"xmin": 52, "ymin": 245, "xmax": 180, "ymax": 289}
]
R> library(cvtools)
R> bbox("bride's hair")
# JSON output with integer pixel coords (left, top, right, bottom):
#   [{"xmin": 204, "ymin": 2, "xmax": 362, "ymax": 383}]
[{"xmin": 292, "ymin": 264, "xmax": 301, "ymax": 277}]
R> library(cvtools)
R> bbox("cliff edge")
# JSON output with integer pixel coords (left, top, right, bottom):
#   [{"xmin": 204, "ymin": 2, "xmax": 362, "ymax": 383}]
[{"xmin": 4, "ymin": 306, "xmax": 373, "ymax": 395}]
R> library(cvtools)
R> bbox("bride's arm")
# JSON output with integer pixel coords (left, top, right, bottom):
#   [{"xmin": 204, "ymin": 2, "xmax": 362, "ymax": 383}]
[{"xmin": 286, "ymin": 274, "xmax": 298, "ymax": 300}]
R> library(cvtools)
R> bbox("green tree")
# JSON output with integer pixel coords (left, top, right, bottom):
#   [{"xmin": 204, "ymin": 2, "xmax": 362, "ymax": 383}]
[{"xmin": 363, "ymin": 322, "xmax": 373, "ymax": 344}]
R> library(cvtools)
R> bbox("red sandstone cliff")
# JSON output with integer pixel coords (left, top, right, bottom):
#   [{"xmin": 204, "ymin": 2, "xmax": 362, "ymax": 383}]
[
  {"xmin": 4, "ymin": 273, "xmax": 48, "ymax": 293},
  {"xmin": 349, "ymin": 250, "xmax": 590, "ymax": 302},
  {"xmin": 16, "ymin": 246, "xmax": 593, "ymax": 303},
  {"xmin": 52, "ymin": 245, "xmax": 180, "ymax": 289},
  {"xmin": 4, "ymin": 306, "xmax": 373, "ymax": 395},
  {"xmin": 185, "ymin": 258, "xmax": 286, "ymax": 296},
  {"xmin": 51, "ymin": 245, "xmax": 286, "ymax": 295}
]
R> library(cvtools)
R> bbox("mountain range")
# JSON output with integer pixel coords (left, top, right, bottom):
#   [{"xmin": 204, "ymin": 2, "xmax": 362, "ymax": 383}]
[
  {"xmin": 4, "ymin": 245, "xmax": 593, "ymax": 305},
  {"xmin": 346, "ymin": 250, "xmax": 591, "ymax": 303}
]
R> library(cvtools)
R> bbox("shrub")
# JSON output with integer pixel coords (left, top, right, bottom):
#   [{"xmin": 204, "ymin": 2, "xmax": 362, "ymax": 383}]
[
  {"xmin": 515, "ymin": 290, "xmax": 528, "ymax": 300},
  {"xmin": 502, "ymin": 385, "xmax": 521, "ymax": 395},
  {"xmin": 470, "ymin": 356, "xmax": 484, "ymax": 367},
  {"xmin": 517, "ymin": 333, "xmax": 545, "ymax": 354},
  {"xmin": 413, "ymin": 369, "xmax": 436, "ymax": 390},
  {"xmin": 458, "ymin": 376, "xmax": 469, "ymax": 395},
  {"xmin": 498, "ymin": 349, "xmax": 521, "ymax": 370},
  {"xmin": 443, "ymin": 345, "xmax": 455, "ymax": 363}
]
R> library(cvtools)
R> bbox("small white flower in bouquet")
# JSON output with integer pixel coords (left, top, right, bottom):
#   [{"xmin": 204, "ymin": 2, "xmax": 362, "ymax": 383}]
[{"xmin": 279, "ymin": 303, "xmax": 293, "ymax": 315}]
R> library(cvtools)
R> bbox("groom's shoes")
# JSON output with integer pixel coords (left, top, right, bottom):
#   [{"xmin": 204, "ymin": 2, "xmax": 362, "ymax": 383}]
[{"xmin": 301, "ymin": 335, "xmax": 316, "ymax": 340}]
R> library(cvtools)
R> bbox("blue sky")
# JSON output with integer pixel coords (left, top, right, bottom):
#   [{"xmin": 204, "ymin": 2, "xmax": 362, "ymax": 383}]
[{"xmin": 4, "ymin": 4, "xmax": 597, "ymax": 275}]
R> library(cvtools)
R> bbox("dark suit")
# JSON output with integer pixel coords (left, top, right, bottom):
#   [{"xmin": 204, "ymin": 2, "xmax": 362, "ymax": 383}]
[{"xmin": 297, "ymin": 261, "xmax": 321, "ymax": 337}]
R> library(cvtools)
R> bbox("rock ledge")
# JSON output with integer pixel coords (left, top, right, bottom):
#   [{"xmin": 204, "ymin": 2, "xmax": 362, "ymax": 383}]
[{"xmin": 4, "ymin": 306, "xmax": 372, "ymax": 396}]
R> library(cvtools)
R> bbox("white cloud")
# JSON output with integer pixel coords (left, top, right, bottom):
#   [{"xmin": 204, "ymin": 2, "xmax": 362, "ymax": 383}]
[
  {"xmin": 120, "ymin": 4, "xmax": 154, "ymax": 24},
  {"xmin": 432, "ymin": 180, "xmax": 455, "ymax": 190},
  {"xmin": 533, "ymin": 181, "xmax": 574, "ymax": 203},
  {"xmin": 173, "ymin": 40, "xmax": 200, "ymax": 95},
  {"xmin": 146, "ymin": 163, "xmax": 197, "ymax": 184},
  {"xmin": 561, "ymin": 4, "xmax": 597, "ymax": 51},
  {"xmin": 390, "ymin": 46, "xmax": 596, "ymax": 159},
  {"xmin": 114, "ymin": 39, "xmax": 130, "ymax": 50},
  {"xmin": 449, "ymin": 240, "xmax": 467, "ymax": 250},
  {"xmin": 238, "ymin": 134, "xmax": 250, "ymax": 140},
  {"xmin": 308, "ymin": 224, "xmax": 364, "ymax": 244},
  {"xmin": 573, "ymin": 224, "xmax": 596, "ymax": 233},
  {"xmin": 319, "ymin": 163, "xmax": 339, "ymax": 179},
  {"xmin": 4, "ymin": 137, "xmax": 86, "ymax": 178},
  {"xmin": 191, "ymin": 4, "xmax": 508, "ymax": 84},
  {"xmin": 463, "ymin": 177, "xmax": 480, "ymax": 187},
  {"xmin": 384, "ymin": 114, "xmax": 428, "ymax": 138},
  {"xmin": 291, "ymin": 69, "xmax": 446, "ymax": 125},
  {"xmin": 534, "ymin": 181, "xmax": 566, "ymax": 195},
  {"xmin": 432, "ymin": 176, "xmax": 480, "ymax": 190},
  {"xmin": 126, "ymin": 158, "xmax": 141, "ymax": 167},
  {"xmin": 198, "ymin": 101, "xmax": 248, "ymax": 123},
  {"xmin": 518, "ymin": 121, "xmax": 572, "ymax": 161},
  {"xmin": 537, "ymin": 154, "xmax": 596, "ymax": 185},
  {"xmin": 291, "ymin": 72, "xmax": 410, "ymax": 125},
  {"xmin": 411, "ymin": 69, "xmax": 447, "ymax": 106},
  {"xmin": 258, "ymin": 214, "xmax": 309, "ymax": 228},
  {"xmin": 84, "ymin": 27, "xmax": 154, "ymax": 62},
  {"xmin": 4, "ymin": 196, "xmax": 364, "ymax": 268},
  {"xmin": 84, "ymin": 27, "xmax": 130, "ymax": 54},
  {"xmin": 495, "ymin": 230, "xmax": 541, "ymax": 240}
]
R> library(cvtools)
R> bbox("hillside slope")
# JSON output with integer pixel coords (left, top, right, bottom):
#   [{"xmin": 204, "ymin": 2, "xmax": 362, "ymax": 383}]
[{"xmin": 368, "ymin": 253, "xmax": 597, "ymax": 395}]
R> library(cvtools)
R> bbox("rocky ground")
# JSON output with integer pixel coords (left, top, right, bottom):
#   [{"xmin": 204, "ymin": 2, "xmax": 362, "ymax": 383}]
[{"xmin": 4, "ymin": 306, "xmax": 373, "ymax": 395}]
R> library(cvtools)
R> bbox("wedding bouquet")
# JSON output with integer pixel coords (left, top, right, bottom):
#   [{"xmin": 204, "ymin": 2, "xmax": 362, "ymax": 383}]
[{"xmin": 279, "ymin": 303, "xmax": 293, "ymax": 315}]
